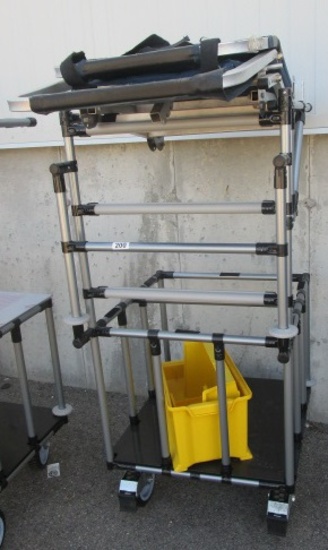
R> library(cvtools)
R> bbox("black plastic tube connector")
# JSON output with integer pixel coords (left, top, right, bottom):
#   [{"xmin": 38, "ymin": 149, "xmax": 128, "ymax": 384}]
[
  {"xmin": 277, "ymin": 339, "xmax": 290, "ymax": 364},
  {"xmin": 261, "ymin": 200, "xmax": 276, "ymax": 215},
  {"xmin": 49, "ymin": 161, "xmax": 78, "ymax": 176},
  {"xmin": 256, "ymin": 243, "xmax": 278, "ymax": 256},
  {"xmin": 148, "ymin": 330, "xmax": 161, "ymax": 356}
]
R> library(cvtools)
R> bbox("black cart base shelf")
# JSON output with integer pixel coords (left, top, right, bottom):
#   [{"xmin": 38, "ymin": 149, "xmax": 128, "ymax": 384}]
[
  {"xmin": 113, "ymin": 378, "xmax": 306, "ymax": 488},
  {"xmin": 0, "ymin": 402, "xmax": 67, "ymax": 479}
]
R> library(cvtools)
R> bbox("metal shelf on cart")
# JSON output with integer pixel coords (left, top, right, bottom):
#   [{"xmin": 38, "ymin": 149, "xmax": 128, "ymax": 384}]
[
  {"xmin": 113, "ymin": 377, "xmax": 300, "ymax": 486},
  {"xmin": 0, "ymin": 402, "xmax": 67, "ymax": 478}
]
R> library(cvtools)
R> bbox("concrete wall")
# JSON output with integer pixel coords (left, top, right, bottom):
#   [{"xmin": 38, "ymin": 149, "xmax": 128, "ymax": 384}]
[{"xmin": 0, "ymin": 135, "xmax": 327, "ymax": 422}]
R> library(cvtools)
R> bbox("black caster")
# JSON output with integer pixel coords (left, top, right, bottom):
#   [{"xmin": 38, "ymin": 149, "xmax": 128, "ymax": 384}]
[
  {"xmin": 267, "ymin": 486, "xmax": 294, "ymax": 536},
  {"xmin": 37, "ymin": 443, "xmax": 50, "ymax": 468},
  {"xmin": 0, "ymin": 510, "xmax": 6, "ymax": 548},
  {"xmin": 118, "ymin": 471, "xmax": 155, "ymax": 511}
]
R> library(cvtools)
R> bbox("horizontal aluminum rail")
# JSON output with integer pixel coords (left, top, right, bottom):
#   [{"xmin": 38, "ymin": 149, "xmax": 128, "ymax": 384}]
[
  {"xmin": 101, "ymin": 286, "xmax": 276, "ymax": 306},
  {"xmin": 99, "ymin": 326, "xmax": 276, "ymax": 347},
  {"xmin": 87, "ymin": 113, "xmax": 260, "ymax": 137},
  {"xmin": 82, "ymin": 242, "xmax": 264, "ymax": 254},
  {"xmin": 92, "ymin": 201, "xmax": 272, "ymax": 215},
  {"xmin": 171, "ymin": 271, "xmax": 278, "ymax": 280}
]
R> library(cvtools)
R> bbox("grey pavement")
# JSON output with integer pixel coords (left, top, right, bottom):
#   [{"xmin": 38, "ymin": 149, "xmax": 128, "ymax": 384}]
[{"xmin": 0, "ymin": 376, "xmax": 327, "ymax": 550}]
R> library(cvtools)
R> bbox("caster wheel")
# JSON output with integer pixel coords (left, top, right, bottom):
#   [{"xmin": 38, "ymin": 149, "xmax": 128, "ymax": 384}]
[
  {"xmin": 119, "ymin": 471, "xmax": 155, "ymax": 511},
  {"xmin": 36, "ymin": 443, "xmax": 50, "ymax": 468},
  {"xmin": 136, "ymin": 473, "xmax": 155, "ymax": 506},
  {"xmin": 267, "ymin": 486, "xmax": 293, "ymax": 536},
  {"xmin": 0, "ymin": 510, "xmax": 6, "ymax": 547}
]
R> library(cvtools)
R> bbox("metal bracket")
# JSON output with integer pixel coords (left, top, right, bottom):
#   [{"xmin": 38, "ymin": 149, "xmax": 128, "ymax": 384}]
[{"xmin": 151, "ymin": 102, "xmax": 172, "ymax": 123}]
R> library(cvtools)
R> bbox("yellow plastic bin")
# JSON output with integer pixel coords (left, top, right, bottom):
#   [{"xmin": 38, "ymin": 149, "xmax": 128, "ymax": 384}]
[{"xmin": 162, "ymin": 341, "xmax": 252, "ymax": 472}]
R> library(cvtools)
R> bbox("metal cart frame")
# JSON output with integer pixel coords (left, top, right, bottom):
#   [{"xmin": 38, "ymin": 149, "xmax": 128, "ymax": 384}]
[
  {"xmin": 9, "ymin": 34, "xmax": 312, "ymax": 534},
  {"xmin": 0, "ymin": 291, "xmax": 72, "ymax": 545}
]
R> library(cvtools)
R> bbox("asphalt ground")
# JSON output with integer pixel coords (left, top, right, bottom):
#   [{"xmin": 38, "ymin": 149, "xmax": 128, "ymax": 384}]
[{"xmin": 0, "ymin": 376, "xmax": 327, "ymax": 550}]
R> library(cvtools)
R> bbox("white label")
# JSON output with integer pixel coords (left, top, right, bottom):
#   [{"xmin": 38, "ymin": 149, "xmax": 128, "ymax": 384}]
[
  {"xmin": 47, "ymin": 462, "xmax": 61, "ymax": 478},
  {"xmin": 112, "ymin": 242, "xmax": 130, "ymax": 250},
  {"xmin": 120, "ymin": 479, "xmax": 138, "ymax": 493},
  {"xmin": 267, "ymin": 500, "xmax": 289, "ymax": 517}
]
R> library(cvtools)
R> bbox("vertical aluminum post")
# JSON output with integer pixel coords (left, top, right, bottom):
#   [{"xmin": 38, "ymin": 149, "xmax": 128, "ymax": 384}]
[
  {"xmin": 157, "ymin": 278, "xmax": 171, "ymax": 361},
  {"xmin": 45, "ymin": 305, "xmax": 72, "ymax": 416},
  {"xmin": 303, "ymin": 278, "xmax": 311, "ymax": 384},
  {"xmin": 300, "ymin": 311, "xmax": 307, "ymax": 406},
  {"xmin": 273, "ymin": 154, "xmax": 289, "ymax": 330},
  {"xmin": 293, "ymin": 325, "xmax": 302, "ymax": 437},
  {"xmin": 11, "ymin": 328, "xmax": 36, "ymax": 440},
  {"xmin": 280, "ymin": 89, "xmax": 295, "ymax": 336},
  {"xmin": 118, "ymin": 312, "xmax": 138, "ymax": 420},
  {"xmin": 149, "ymin": 337, "xmax": 170, "ymax": 463},
  {"xmin": 284, "ymin": 358, "xmax": 294, "ymax": 486},
  {"xmin": 293, "ymin": 115, "xmax": 305, "ymax": 199},
  {"xmin": 279, "ymin": 88, "xmax": 295, "ymax": 489},
  {"xmin": 214, "ymin": 341, "xmax": 231, "ymax": 473},
  {"xmin": 139, "ymin": 304, "xmax": 155, "ymax": 394},
  {"xmin": 60, "ymin": 112, "xmax": 114, "ymax": 464},
  {"xmin": 51, "ymin": 165, "xmax": 83, "ymax": 320}
]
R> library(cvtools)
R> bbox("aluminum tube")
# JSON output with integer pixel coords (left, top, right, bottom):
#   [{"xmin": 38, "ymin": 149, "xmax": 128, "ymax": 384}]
[
  {"xmin": 275, "ymin": 186, "xmax": 288, "ymax": 329},
  {"xmin": 55, "ymin": 192, "xmax": 82, "ymax": 318},
  {"xmin": 158, "ymin": 279, "xmax": 171, "ymax": 361},
  {"xmin": 103, "ymin": 287, "xmax": 270, "ymax": 306},
  {"xmin": 139, "ymin": 306, "xmax": 155, "ymax": 392},
  {"xmin": 303, "ymin": 282, "xmax": 311, "ymax": 383},
  {"xmin": 107, "ymin": 327, "xmax": 270, "ymax": 347},
  {"xmin": 13, "ymin": 340, "xmax": 35, "ymax": 439},
  {"xmin": 120, "ymin": 333, "xmax": 137, "ymax": 418},
  {"xmin": 152, "ymin": 354, "xmax": 170, "ymax": 459},
  {"xmin": 293, "ymin": 332, "xmax": 302, "ymax": 435},
  {"xmin": 56, "ymin": 191, "xmax": 72, "ymax": 243},
  {"xmin": 93, "ymin": 202, "xmax": 265, "ymax": 215},
  {"xmin": 300, "ymin": 318, "xmax": 307, "ymax": 406},
  {"xmin": 281, "ymin": 114, "xmax": 294, "ymax": 314},
  {"xmin": 280, "ymin": 104, "xmax": 295, "ymax": 487},
  {"xmin": 172, "ymin": 271, "xmax": 277, "ymax": 281},
  {"xmin": 281, "ymin": 124, "xmax": 294, "ymax": 199},
  {"xmin": 85, "ymin": 242, "xmax": 257, "ymax": 254},
  {"xmin": 45, "ymin": 306, "xmax": 66, "ymax": 410},
  {"xmin": 284, "ymin": 361, "xmax": 295, "ymax": 487},
  {"xmin": 216, "ymin": 355, "xmax": 231, "ymax": 467},
  {"xmin": 64, "ymin": 134, "xmax": 114, "ymax": 463},
  {"xmin": 293, "ymin": 119, "xmax": 304, "ymax": 196},
  {"xmin": 87, "ymin": 114, "xmax": 259, "ymax": 137},
  {"xmin": 134, "ymin": 465, "xmax": 261, "ymax": 486},
  {"xmin": 0, "ymin": 117, "xmax": 36, "ymax": 128}
]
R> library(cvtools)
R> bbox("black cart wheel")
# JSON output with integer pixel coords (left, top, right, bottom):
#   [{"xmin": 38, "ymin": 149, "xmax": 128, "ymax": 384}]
[
  {"xmin": 267, "ymin": 486, "xmax": 294, "ymax": 536},
  {"xmin": 0, "ymin": 510, "xmax": 6, "ymax": 547},
  {"xmin": 36, "ymin": 443, "xmax": 50, "ymax": 468},
  {"xmin": 136, "ymin": 473, "xmax": 155, "ymax": 506},
  {"xmin": 118, "ymin": 471, "xmax": 156, "ymax": 511}
]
